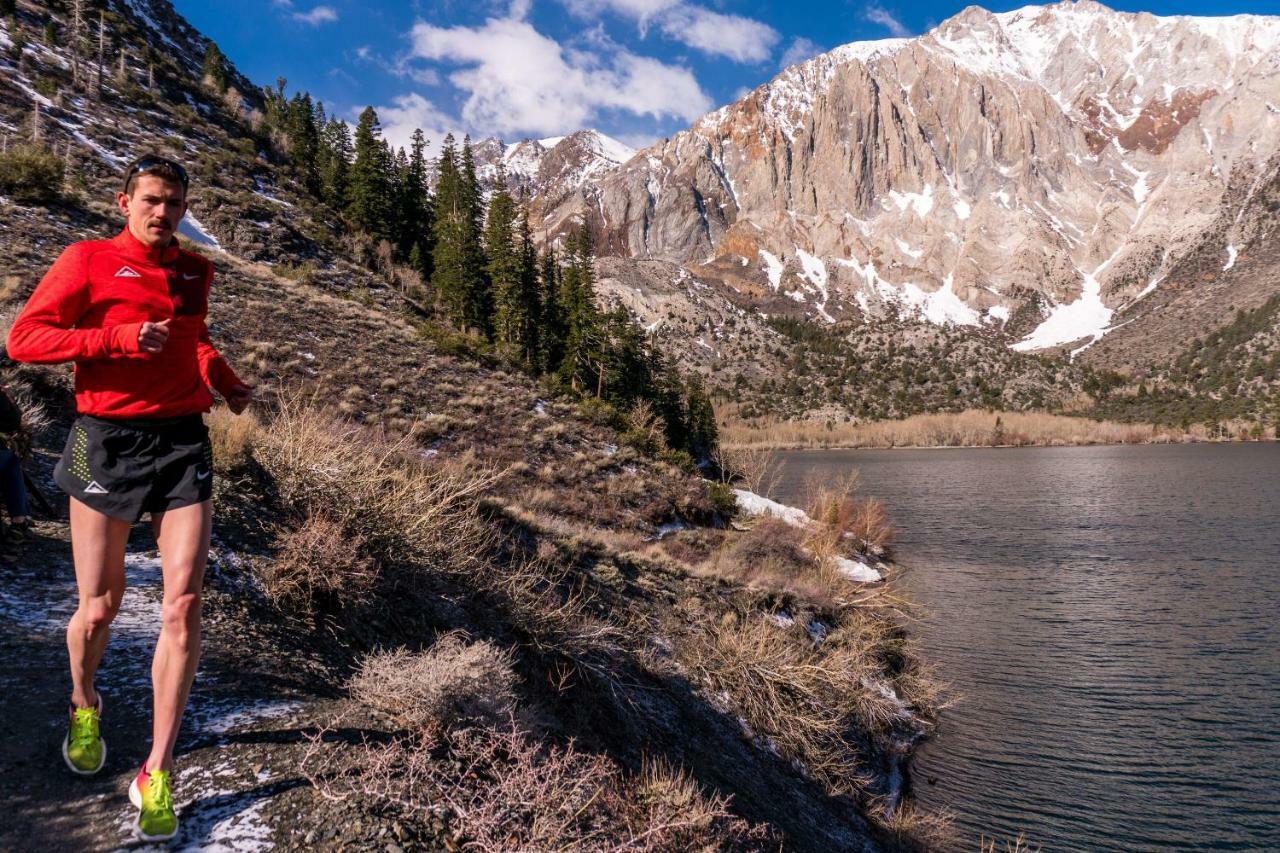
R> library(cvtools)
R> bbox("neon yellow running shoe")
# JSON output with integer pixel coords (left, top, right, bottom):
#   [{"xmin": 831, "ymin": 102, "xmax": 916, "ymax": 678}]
[
  {"xmin": 129, "ymin": 766, "xmax": 179, "ymax": 842},
  {"xmin": 62, "ymin": 695, "xmax": 106, "ymax": 775}
]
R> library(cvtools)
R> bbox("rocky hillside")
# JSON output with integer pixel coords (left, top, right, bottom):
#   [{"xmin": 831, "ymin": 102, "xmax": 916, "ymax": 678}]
[
  {"xmin": 0, "ymin": 1, "xmax": 947, "ymax": 850},
  {"xmin": 540, "ymin": 1, "xmax": 1280, "ymax": 353}
]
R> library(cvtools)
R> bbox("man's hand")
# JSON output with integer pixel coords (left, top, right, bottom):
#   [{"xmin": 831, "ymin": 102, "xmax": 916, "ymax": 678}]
[
  {"xmin": 225, "ymin": 382, "xmax": 254, "ymax": 415},
  {"xmin": 138, "ymin": 319, "xmax": 171, "ymax": 354}
]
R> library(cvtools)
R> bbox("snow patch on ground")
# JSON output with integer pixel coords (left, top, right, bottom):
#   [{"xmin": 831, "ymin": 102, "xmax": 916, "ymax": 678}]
[
  {"xmin": 890, "ymin": 275, "xmax": 980, "ymax": 327},
  {"xmin": 179, "ymin": 213, "xmax": 223, "ymax": 251},
  {"xmin": 954, "ymin": 197, "xmax": 971, "ymax": 220},
  {"xmin": 1223, "ymin": 244, "xmax": 1238, "ymax": 271},
  {"xmin": 887, "ymin": 184, "xmax": 934, "ymax": 217},
  {"xmin": 1011, "ymin": 269, "xmax": 1113, "ymax": 352},
  {"xmin": 759, "ymin": 250, "xmax": 785, "ymax": 290},
  {"xmin": 835, "ymin": 556, "xmax": 882, "ymax": 583},
  {"xmin": 894, "ymin": 239, "xmax": 923, "ymax": 260},
  {"xmin": 733, "ymin": 489, "xmax": 810, "ymax": 526},
  {"xmin": 986, "ymin": 304, "xmax": 1011, "ymax": 323}
]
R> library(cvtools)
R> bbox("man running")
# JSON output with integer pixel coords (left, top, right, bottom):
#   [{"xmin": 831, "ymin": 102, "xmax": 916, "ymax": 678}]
[{"xmin": 6, "ymin": 154, "xmax": 253, "ymax": 842}]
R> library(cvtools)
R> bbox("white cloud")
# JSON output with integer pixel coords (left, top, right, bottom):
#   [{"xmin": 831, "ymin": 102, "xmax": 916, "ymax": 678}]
[
  {"xmin": 560, "ymin": 0, "xmax": 777, "ymax": 63},
  {"xmin": 293, "ymin": 5, "xmax": 338, "ymax": 26},
  {"xmin": 615, "ymin": 130, "xmax": 661, "ymax": 150},
  {"xmin": 657, "ymin": 6, "xmax": 779, "ymax": 63},
  {"xmin": 373, "ymin": 93, "xmax": 463, "ymax": 158},
  {"xmin": 779, "ymin": 37, "xmax": 821, "ymax": 69},
  {"xmin": 407, "ymin": 14, "xmax": 711, "ymax": 136},
  {"xmin": 864, "ymin": 5, "xmax": 910, "ymax": 38}
]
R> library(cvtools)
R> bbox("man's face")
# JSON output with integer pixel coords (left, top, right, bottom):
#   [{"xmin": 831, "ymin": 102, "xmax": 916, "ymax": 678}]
[{"xmin": 117, "ymin": 174, "xmax": 187, "ymax": 248}]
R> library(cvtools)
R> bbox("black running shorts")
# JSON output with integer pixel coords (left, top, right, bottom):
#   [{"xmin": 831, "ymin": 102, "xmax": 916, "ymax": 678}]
[{"xmin": 54, "ymin": 414, "xmax": 214, "ymax": 522}]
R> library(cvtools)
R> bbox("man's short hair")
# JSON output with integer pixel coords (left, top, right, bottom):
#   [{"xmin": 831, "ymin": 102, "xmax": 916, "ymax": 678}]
[{"xmin": 123, "ymin": 155, "xmax": 189, "ymax": 197}]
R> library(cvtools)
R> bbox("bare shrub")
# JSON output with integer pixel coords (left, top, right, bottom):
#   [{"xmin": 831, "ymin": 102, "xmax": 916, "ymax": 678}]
[
  {"xmin": 206, "ymin": 405, "xmax": 259, "ymax": 474},
  {"xmin": 303, "ymin": 722, "xmax": 768, "ymax": 851},
  {"xmin": 848, "ymin": 497, "xmax": 895, "ymax": 554},
  {"xmin": 805, "ymin": 473, "xmax": 894, "ymax": 558},
  {"xmin": 348, "ymin": 634, "xmax": 516, "ymax": 729},
  {"xmin": 715, "ymin": 444, "xmax": 780, "ymax": 497},
  {"xmin": 258, "ymin": 513, "xmax": 378, "ymax": 613}
]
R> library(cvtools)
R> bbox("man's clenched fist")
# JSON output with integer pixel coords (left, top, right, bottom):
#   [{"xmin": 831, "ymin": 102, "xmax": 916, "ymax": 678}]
[{"xmin": 138, "ymin": 318, "xmax": 171, "ymax": 353}]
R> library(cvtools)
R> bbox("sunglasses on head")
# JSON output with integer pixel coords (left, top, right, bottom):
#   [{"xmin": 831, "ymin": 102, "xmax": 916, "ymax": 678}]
[{"xmin": 124, "ymin": 157, "xmax": 189, "ymax": 192}]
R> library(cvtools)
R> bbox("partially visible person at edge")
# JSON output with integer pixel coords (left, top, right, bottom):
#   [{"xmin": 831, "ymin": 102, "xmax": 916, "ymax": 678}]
[
  {"xmin": 6, "ymin": 154, "xmax": 253, "ymax": 843},
  {"xmin": 0, "ymin": 385, "xmax": 33, "ymax": 535}
]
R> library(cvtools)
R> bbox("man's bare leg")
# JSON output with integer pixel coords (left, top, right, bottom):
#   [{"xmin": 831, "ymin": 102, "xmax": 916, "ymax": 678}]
[
  {"xmin": 146, "ymin": 500, "xmax": 212, "ymax": 772},
  {"xmin": 67, "ymin": 498, "xmax": 131, "ymax": 709}
]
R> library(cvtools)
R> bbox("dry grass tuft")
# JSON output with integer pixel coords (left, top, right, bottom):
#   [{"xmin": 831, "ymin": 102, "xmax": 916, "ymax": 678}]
[
  {"xmin": 348, "ymin": 633, "xmax": 517, "ymax": 728},
  {"xmin": 258, "ymin": 513, "xmax": 378, "ymax": 613},
  {"xmin": 206, "ymin": 406, "xmax": 259, "ymax": 474},
  {"xmin": 303, "ymin": 722, "xmax": 768, "ymax": 851},
  {"xmin": 980, "ymin": 833, "xmax": 1042, "ymax": 853},
  {"xmin": 680, "ymin": 613, "xmax": 885, "ymax": 796}
]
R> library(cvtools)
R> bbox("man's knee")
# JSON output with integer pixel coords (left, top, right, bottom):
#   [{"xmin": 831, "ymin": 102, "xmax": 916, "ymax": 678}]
[
  {"xmin": 161, "ymin": 592, "xmax": 202, "ymax": 649},
  {"xmin": 79, "ymin": 595, "xmax": 120, "ymax": 636}
]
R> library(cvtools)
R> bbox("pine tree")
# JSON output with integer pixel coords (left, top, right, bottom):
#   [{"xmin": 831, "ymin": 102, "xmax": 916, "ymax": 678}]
[
  {"xmin": 516, "ymin": 209, "xmax": 541, "ymax": 368},
  {"xmin": 458, "ymin": 137, "xmax": 491, "ymax": 335},
  {"xmin": 318, "ymin": 117, "xmax": 351, "ymax": 210},
  {"xmin": 684, "ymin": 373, "xmax": 719, "ymax": 460},
  {"xmin": 398, "ymin": 128, "xmax": 432, "ymax": 268},
  {"xmin": 346, "ymin": 106, "xmax": 392, "ymax": 241},
  {"xmin": 285, "ymin": 92, "xmax": 320, "ymax": 192},
  {"xmin": 201, "ymin": 42, "xmax": 228, "ymax": 93},
  {"xmin": 538, "ymin": 246, "xmax": 564, "ymax": 374},
  {"xmin": 431, "ymin": 134, "xmax": 464, "ymax": 321},
  {"xmin": 557, "ymin": 226, "xmax": 602, "ymax": 392},
  {"xmin": 487, "ymin": 171, "xmax": 522, "ymax": 352}
]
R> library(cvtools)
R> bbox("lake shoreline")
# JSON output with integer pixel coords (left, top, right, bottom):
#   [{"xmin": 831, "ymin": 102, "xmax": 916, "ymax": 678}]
[{"xmin": 727, "ymin": 436, "xmax": 1280, "ymax": 451}]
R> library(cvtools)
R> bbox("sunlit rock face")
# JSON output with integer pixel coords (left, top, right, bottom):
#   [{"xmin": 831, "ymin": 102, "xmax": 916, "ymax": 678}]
[{"xmin": 516, "ymin": 2, "xmax": 1280, "ymax": 352}]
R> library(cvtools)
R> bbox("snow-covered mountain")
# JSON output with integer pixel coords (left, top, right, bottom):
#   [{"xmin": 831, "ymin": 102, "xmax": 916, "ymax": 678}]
[
  {"xmin": 470, "ymin": 130, "xmax": 635, "ymax": 208},
  {"xmin": 532, "ymin": 0, "xmax": 1280, "ymax": 361}
]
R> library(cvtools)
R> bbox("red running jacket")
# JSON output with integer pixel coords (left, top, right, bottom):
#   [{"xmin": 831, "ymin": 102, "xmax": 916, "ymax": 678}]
[{"xmin": 7, "ymin": 227, "xmax": 243, "ymax": 419}]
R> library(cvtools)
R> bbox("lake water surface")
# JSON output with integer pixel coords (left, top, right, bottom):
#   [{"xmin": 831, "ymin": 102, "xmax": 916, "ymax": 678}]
[{"xmin": 773, "ymin": 444, "xmax": 1280, "ymax": 851}]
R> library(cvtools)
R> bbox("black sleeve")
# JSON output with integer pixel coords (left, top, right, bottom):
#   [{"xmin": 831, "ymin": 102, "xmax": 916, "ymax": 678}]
[{"xmin": 0, "ymin": 390, "xmax": 23, "ymax": 433}]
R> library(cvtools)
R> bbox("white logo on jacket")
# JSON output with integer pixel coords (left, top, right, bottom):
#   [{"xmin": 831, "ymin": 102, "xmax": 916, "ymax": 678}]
[{"xmin": 114, "ymin": 266, "xmax": 142, "ymax": 278}]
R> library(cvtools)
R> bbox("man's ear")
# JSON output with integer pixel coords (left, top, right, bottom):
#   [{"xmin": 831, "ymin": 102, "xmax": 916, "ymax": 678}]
[{"xmin": 116, "ymin": 191, "xmax": 131, "ymax": 216}]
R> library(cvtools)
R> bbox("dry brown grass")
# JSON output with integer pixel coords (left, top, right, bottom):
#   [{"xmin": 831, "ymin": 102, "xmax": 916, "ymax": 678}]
[
  {"xmin": 980, "ymin": 833, "xmax": 1041, "ymax": 853},
  {"xmin": 303, "ymin": 722, "xmax": 769, "ymax": 851},
  {"xmin": 680, "ymin": 612, "xmax": 900, "ymax": 797},
  {"xmin": 348, "ymin": 633, "xmax": 517, "ymax": 729},
  {"xmin": 253, "ymin": 392, "xmax": 503, "ymax": 569},
  {"xmin": 721, "ymin": 409, "xmax": 1224, "ymax": 449},
  {"xmin": 206, "ymin": 405, "xmax": 259, "ymax": 474},
  {"xmin": 258, "ymin": 513, "xmax": 379, "ymax": 613}
]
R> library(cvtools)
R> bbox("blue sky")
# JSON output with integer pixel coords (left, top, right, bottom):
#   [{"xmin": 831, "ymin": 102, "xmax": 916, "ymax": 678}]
[{"xmin": 173, "ymin": 0, "xmax": 1280, "ymax": 155}]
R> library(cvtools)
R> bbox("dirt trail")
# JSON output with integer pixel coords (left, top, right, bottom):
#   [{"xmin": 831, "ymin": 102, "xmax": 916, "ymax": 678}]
[{"xmin": 0, "ymin": 454, "xmax": 323, "ymax": 851}]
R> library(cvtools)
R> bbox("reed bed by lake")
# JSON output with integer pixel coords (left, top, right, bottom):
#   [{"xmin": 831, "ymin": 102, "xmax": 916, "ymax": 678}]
[{"xmin": 720, "ymin": 409, "xmax": 1275, "ymax": 450}]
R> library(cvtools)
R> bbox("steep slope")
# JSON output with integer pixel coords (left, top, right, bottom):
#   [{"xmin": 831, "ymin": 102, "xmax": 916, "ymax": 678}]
[{"xmin": 0, "ymin": 1, "xmax": 943, "ymax": 849}]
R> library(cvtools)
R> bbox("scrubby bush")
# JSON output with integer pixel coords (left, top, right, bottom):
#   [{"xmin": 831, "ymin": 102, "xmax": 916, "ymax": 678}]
[
  {"xmin": 0, "ymin": 143, "xmax": 64, "ymax": 204},
  {"xmin": 348, "ymin": 634, "xmax": 517, "ymax": 729},
  {"xmin": 303, "ymin": 722, "xmax": 768, "ymax": 850},
  {"xmin": 258, "ymin": 513, "xmax": 379, "ymax": 613}
]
